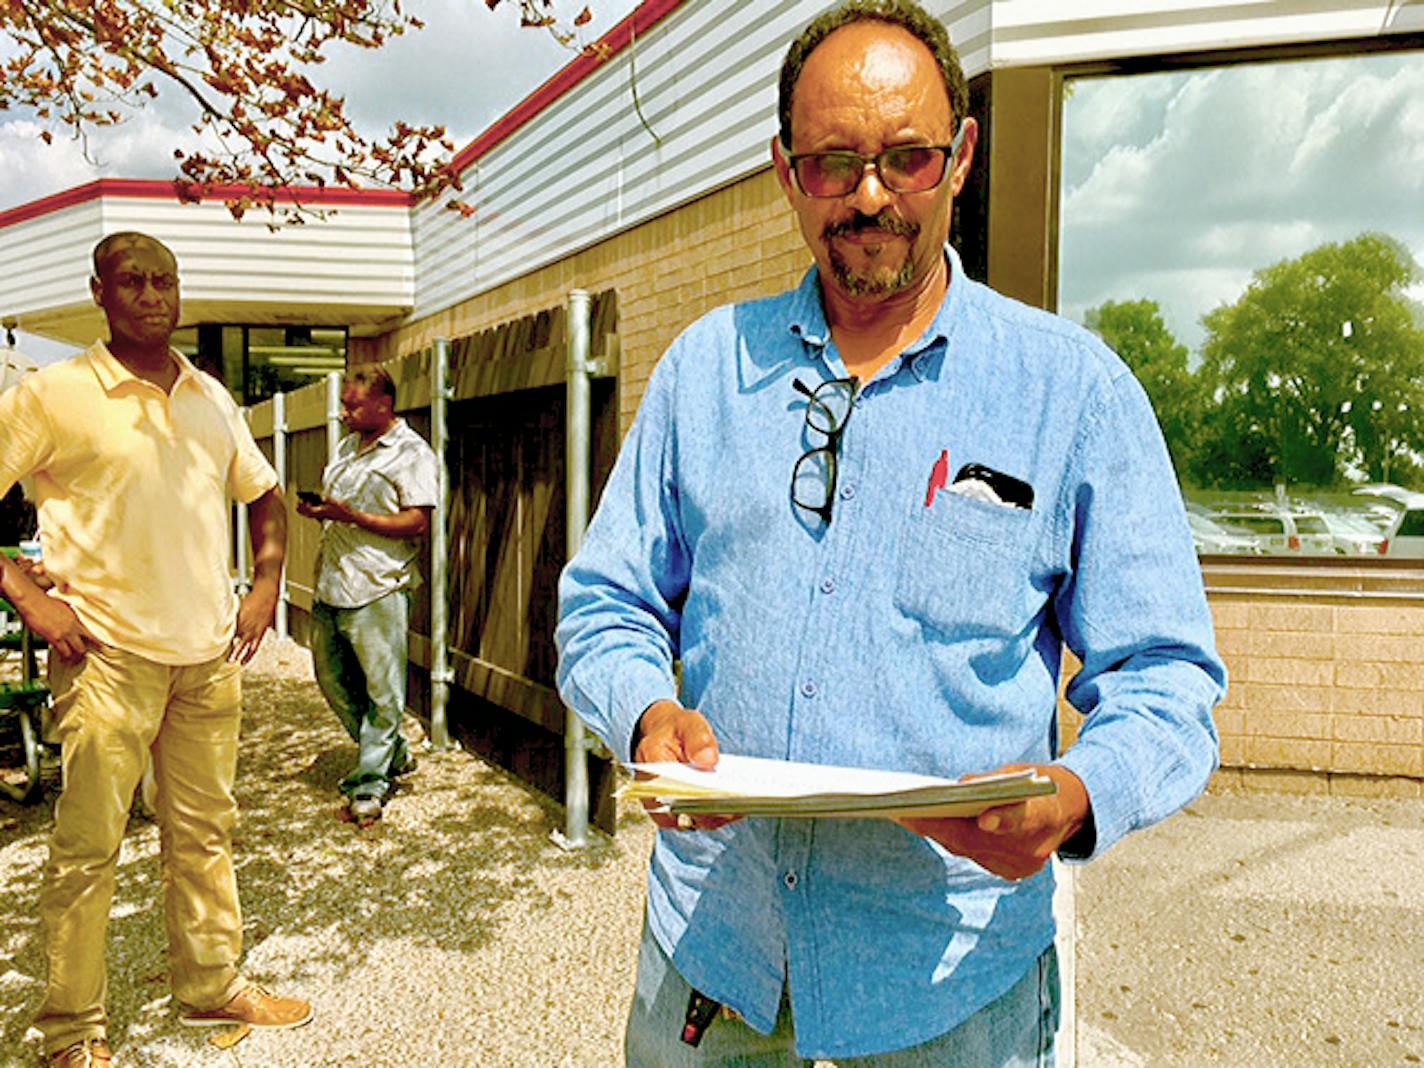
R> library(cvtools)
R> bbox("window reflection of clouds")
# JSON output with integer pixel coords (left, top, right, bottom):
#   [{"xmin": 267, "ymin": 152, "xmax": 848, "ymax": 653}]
[{"xmin": 1059, "ymin": 51, "xmax": 1424, "ymax": 355}]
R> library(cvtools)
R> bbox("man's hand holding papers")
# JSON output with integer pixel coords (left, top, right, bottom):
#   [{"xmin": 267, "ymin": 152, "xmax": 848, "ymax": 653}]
[
  {"xmin": 895, "ymin": 763, "xmax": 1092, "ymax": 881},
  {"xmin": 631, "ymin": 700, "xmax": 737, "ymax": 832},
  {"xmin": 624, "ymin": 753, "xmax": 1056, "ymax": 816},
  {"xmin": 629, "ymin": 701, "xmax": 1088, "ymax": 880}
]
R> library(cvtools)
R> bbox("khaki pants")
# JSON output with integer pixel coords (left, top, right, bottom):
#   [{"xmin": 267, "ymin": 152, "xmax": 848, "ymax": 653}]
[{"xmin": 35, "ymin": 645, "xmax": 247, "ymax": 1052}]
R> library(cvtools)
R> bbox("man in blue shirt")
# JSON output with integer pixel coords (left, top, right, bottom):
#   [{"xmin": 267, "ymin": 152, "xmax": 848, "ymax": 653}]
[{"xmin": 556, "ymin": 1, "xmax": 1225, "ymax": 1063}]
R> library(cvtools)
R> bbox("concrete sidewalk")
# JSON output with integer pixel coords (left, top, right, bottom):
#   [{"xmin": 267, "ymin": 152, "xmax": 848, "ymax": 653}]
[
  {"xmin": 1076, "ymin": 788, "xmax": 1424, "ymax": 1066},
  {"xmin": 1, "ymin": 638, "xmax": 1421, "ymax": 1065}
]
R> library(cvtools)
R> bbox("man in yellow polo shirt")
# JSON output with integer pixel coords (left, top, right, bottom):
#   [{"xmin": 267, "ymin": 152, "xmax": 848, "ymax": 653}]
[{"xmin": 0, "ymin": 232, "xmax": 311, "ymax": 1066}]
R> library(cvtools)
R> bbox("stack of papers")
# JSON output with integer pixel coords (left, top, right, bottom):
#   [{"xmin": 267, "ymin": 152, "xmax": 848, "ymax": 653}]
[{"xmin": 622, "ymin": 753, "xmax": 1056, "ymax": 819}]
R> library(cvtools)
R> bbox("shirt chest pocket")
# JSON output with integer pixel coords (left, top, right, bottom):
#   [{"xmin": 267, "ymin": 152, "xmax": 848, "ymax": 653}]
[{"xmin": 892, "ymin": 494, "xmax": 1040, "ymax": 639}]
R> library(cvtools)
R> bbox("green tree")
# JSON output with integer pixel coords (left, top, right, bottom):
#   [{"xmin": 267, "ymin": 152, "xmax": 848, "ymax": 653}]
[
  {"xmin": 1196, "ymin": 233, "xmax": 1424, "ymax": 487},
  {"xmin": 1085, "ymin": 298, "xmax": 1203, "ymax": 473}
]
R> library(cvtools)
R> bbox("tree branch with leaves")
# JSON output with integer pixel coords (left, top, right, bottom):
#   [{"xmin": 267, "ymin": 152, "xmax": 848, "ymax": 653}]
[{"xmin": 1, "ymin": 0, "xmax": 594, "ymax": 224}]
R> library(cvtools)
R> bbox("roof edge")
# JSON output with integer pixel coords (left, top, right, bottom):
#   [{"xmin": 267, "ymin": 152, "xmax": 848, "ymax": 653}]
[
  {"xmin": 448, "ymin": 0, "xmax": 687, "ymax": 175},
  {"xmin": 0, "ymin": 178, "xmax": 413, "ymax": 231}
]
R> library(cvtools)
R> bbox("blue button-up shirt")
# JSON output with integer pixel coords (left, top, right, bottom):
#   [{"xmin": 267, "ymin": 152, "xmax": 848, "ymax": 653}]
[{"xmin": 556, "ymin": 247, "xmax": 1224, "ymax": 1059}]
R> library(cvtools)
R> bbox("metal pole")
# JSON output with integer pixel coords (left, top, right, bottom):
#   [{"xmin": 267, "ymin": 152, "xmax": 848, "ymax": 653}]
[
  {"xmin": 325, "ymin": 371, "xmax": 343, "ymax": 460},
  {"xmin": 558, "ymin": 289, "xmax": 594, "ymax": 850},
  {"xmin": 429, "ymin": 339, "xmax": 454, "ymax": 750},
  {"xmin": 272, "ymin": 390, "xmax": 288, "ymax": 641},
  {"xmin": 235, "ymin": 409, "xmax": 252, "ymax": 597}
]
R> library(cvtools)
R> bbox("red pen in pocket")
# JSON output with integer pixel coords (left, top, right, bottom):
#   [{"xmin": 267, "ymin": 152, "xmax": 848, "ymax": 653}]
[{"xmin": 924, "ymin": 449, "xmax": 949, "ymax": 507}]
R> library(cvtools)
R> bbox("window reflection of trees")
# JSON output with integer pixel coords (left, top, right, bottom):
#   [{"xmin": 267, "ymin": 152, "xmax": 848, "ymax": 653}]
[{"xmin": 1061, "ymin": 52, "xmax": 1424, "ymax": 557}]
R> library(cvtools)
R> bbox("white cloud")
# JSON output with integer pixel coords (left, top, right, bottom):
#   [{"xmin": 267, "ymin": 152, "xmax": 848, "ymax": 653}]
[
  {"xmin": 1059, "ymin": 50, "xmax": 1424, "ymax": 354},
  {"xmin": 0, "ymin": 0, "xmax": 640, "ymax": 212}
]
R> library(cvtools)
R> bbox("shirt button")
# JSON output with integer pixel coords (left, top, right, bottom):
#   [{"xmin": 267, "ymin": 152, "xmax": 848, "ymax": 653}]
[
  {"xmin": 800, "ymin": 680, "xmax": 818, "ymax": 698},
  {"xmin": 839, "ymin": 483, "xmax": 856, "ymax": 500},
  {"xmin": 820, "ymin": 577, "xmax": 836, "ymax": 594},
  {"xmin": 784, "ymin": 871, "xmax": 798, "ymax": 890}
]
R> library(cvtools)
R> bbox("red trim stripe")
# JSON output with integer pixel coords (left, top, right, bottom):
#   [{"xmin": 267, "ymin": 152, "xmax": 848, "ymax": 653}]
[
  {"xmin": 0, "ymin": 1, "xmax": 689, "ymax": 231},
  {"xmin": 0, "ymin": 177, "xmax": 412, "ymax": 230},
  {"xmin": 449, "ymin": 0, "xmax": 687, "ymax": 173}
]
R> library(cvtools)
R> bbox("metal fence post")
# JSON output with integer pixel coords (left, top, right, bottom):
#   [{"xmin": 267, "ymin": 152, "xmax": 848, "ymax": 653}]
[
  {"xmin": 1054, "ymin": 857, "xmax": 1077, "ymax": 1067},
  {"xmin": 325, "ymin": 371, "xmax": 342, "ymax": 460},
  {"xmin": 429, "ymin": 339, "xmax": 454, "ymax": 750},
  {"xmin": 272, "ymin": 390, "xmax": 288, "ymax": 640},
  {"xmin": 556, "ymin": 289, "xmax": 596, "ymax": 851},
  {"xmin": 235, "ymin": 409, "xmax": 252, "ymax": 598}
]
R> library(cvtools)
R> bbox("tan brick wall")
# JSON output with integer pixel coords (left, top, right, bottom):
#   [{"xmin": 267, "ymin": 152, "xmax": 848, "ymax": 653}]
[
  {"xmin": 1211, "ymin": 594, "xmax": 1424, "ymax": 790},
  {"xmin": 360, "ymin": 167, "xmax": 1424, "ymax": 800},
  {"xmin": 352, "ymin": 168, "xmax": 810, "ymax": 432},
  {"xmin": 1057, "ymin": 587, "xmax": 1424, "ymax": 797}
]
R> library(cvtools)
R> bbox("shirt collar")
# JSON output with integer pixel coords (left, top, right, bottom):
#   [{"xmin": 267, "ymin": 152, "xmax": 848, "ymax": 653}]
[
  {"xmin": 352, "ymin": 417, "xmax": 405, "ymax": 453},
  {"xmin": 374, "ymin": 418, "xmax": 405, "ymax": 447},
  {"xmin": 782, "ymin": 243, "xmax": 966, "ymax": 383},
  {"xmin": 86, "ymin": 340, "xmax": 201, "ymax": 395}
]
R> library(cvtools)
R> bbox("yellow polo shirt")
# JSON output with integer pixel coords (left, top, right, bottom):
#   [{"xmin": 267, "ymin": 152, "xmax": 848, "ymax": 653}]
[{"xmin": 0, "ymin": 342, "xmax": 277, "ymax": 665}]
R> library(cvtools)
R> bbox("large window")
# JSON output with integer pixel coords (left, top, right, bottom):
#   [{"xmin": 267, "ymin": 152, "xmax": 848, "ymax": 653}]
[
  {"xmin": 174, "ymin": 324, "xmax": 347, "ymax": 404},
  {"xmin": 1058, "ymin": 47, "xmax": 1424, "ymax": 557}
]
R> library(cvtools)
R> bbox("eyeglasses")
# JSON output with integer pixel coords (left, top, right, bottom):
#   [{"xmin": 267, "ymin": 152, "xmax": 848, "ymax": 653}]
[
  {"xmin": 783, "ymin": 122, "xmax": 966, "ymax": 199},
  {"xmin": 791, "ymin": 376, "xmax": 859, "ymax": 524}
]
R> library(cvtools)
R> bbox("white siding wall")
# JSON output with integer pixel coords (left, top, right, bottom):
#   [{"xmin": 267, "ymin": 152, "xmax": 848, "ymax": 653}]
[
  {"xmin": 411, "ymin": 0, "xmax": 1417, "ymax": 321},
  {"xmin": 0, "ymin": 196, "xmax": 413, "ymax": 339},
  {"xmin": 0, "ymin": 204, "xmax": 102, "ymax": 328},
  {"xmin": 98, "ymin": 200, "xmax": 414, "ymax": 308},
  {"xmin": 412, "ymin": 0, "xmax": 815, "ymax": 319}
]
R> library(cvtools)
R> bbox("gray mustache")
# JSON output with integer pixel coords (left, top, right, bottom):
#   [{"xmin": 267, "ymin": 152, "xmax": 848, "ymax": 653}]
[{"xmin": 823, "ymin": 212, "xmax": 918, "ymax": 241}]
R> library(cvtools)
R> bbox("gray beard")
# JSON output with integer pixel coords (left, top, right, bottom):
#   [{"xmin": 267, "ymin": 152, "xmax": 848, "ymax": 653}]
[{"xmin": 828, "ymin": 250, "xmax": 915, "ymax": 297}]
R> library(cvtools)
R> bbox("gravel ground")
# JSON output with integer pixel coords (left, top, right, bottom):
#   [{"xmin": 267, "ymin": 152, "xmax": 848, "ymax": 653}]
[
  {"xmin": 2, "ymin": 637, "xmax": 1422, "ymax": 1066},
  {"xmin": 1, "ymin": 638, "xmax": 654, "ymax": 1067}
]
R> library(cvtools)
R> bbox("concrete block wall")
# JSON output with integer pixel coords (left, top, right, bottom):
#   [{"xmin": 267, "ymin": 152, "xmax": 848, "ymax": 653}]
[
  {"xmin": 1058, "ymin": 588, "xmax": 1424, "ymax": 798},
  {"xmin": 1208, "ymin": 595, "xmax": 1424, "ymax": 798}
]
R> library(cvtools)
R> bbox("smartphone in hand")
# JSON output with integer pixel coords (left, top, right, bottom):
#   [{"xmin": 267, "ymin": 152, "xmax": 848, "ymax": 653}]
[{"xmin": 296, "ymin": 490, "xmax": 324, "ymax": 506}]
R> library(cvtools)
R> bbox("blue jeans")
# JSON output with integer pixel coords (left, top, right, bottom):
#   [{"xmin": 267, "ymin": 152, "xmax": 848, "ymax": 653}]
[
  {"xmin": 310, "ymin": 592, "xmax": 411, "ymax": 800},
  {"xmin": 625, "ymin": 918, "xmax": 1058, "ymax": 1067}
]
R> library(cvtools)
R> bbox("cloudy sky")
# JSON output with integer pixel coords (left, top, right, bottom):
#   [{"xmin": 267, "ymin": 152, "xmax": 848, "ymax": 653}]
[
  {"xmin": 0, "ymin": 0, "xmax": 640, "ymax": 361},
  {"xmin": 5, "ymin": 10, "xmax": 1421, "ymax": 365},
  {"xmin": 1058, "ymin": 49, "xmax": 1424, "ymax": 356}
]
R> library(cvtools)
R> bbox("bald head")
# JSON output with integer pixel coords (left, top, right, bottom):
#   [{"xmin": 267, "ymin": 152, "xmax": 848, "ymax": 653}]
[
  {"xmin": 89, "ymin": 231, "xmax": 182, "ymax": 357},
  {"xmin": 92, "ymin": 231, "xmax": 176, "ymax": 281}
]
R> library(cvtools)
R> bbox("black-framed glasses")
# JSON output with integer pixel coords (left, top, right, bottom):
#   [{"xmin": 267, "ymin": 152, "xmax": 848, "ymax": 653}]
[
  {"xmin": 783, "ymin": 122, "xmax": 966, "ymax": 199},
  {"xmin": 791, "ymin": 375, "xmax": 859, "ymax": 524}
]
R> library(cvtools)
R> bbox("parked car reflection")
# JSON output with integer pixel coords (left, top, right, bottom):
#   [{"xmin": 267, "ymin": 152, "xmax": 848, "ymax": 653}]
[
  {"xmin": 1319, "ymin": 512, "xmax": 1388, "ymax": 556},
  {"xmin": 1211, "ymin": 509, "xmax": 1338, "ymax": 555},
  {"xmin": 1187, "ymin": 512, "xmax": 1264, "ymax": 555}
]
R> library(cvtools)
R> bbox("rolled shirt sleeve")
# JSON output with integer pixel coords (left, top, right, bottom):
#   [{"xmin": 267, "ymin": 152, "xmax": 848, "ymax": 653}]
[
  {"xmin": 1054, "ymin": 366, "xmax": 1226, "ymax": 859},
  {"xmin": 556, "ymin": 352, "xmax": 689, "ymax": 763}
]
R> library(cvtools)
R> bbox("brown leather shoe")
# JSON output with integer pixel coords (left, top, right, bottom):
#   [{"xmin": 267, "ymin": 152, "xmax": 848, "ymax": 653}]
[
  {"xmin": 178, "ymin": 984, "xmax": 312, "ymax": 1029},
  {"xmin": 45, "ymin": 1040, "xmax": 111, "ymax": 1067}
]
